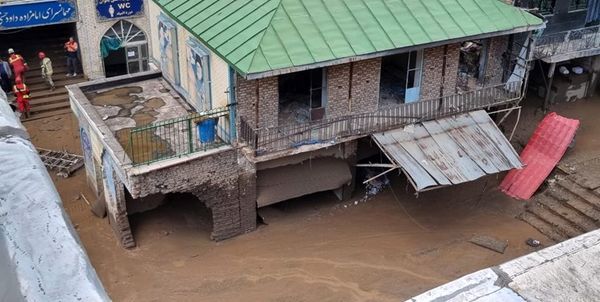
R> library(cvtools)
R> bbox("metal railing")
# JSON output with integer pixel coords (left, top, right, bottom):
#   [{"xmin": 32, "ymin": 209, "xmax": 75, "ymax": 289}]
[
  {"xmin": 126, "ymin": 104, "xmax": 234, "ymax": 165},
  {"xmin": 535, "ymin": 25, "xmax": 600, "ymax": 59},
  {"xmin": 240, "ymin": 81, "xmax": 523, "ymax": 156}
]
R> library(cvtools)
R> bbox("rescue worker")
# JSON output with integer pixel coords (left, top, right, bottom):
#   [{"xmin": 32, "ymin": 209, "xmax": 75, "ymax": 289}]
[
  {"xmin": 8, "ymin": 48, "xmax": 28, "ymax": 82},
  {"xmin": 13, "ymin": 78, "xmax": 31, "ymax": 118},
  {"xmin": 38, "ymin": 52, "xmax": 55, "ymax": 91},
  {"xmin": 0, "ymin": 57, "xmax": 12, "ymax": 94},
  {"xmin": 64, "ymin": 37, "xmax": 79, "ymax": 77}
]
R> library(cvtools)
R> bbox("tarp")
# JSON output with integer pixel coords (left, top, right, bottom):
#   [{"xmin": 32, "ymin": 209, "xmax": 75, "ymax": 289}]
[
  {"xmin": 500, "ymin": 112, "xmax": 580, "ymax": 200},
  {"xmin": 0, "ymin": 89, "xmax": 110, "ymax": 301},
  {"xmin": 372, "ymin": 110, "xmax": 523, "ymax": 192}
]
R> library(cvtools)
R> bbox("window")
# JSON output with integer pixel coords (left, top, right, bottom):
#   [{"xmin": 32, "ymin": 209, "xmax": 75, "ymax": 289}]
[
  {"xmin": 279, "ymin": 68, "xmax": 327, "ymax": 124},
  {"xmin": 101, "ymin": 20, "xmax": 148, "ymax": 77},
  {"xmin": 569, "ymin": 0, "xmax": 588, "ymax": 11},
  {"xmin": 379, "ymin": 50, "xmax": 423, "ymax": 105},
  {"xmin": 186, "ymin": 39, "xmax": 212, "ymax": 112}
]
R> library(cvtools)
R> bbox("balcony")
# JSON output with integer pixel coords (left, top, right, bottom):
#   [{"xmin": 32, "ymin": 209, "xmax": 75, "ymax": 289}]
[
  {"xmin": 240, "ymin": 81, "xmax": 523, "ymax": 156},
  {"xmin": 534, "ymin": 25, "xmax": 600, "ymax": 62}
]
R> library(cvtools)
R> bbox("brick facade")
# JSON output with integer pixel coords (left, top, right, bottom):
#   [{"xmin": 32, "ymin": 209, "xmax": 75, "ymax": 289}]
[
  {"xmin": 129, "ymin": 148, "xmax": 257, "ymax": 241},
  {"xmin": 484, "ymin": 36, "xmax": 509, "ymax": 85},
  {"xmin": 421, "ymin": 43, "xmax": 461, "ymax": 100},
  {"xmin": 235, "ymin": 75, "xmax": 279, "ymax": 129},
  {"xmin": 326, "ymin": 64, "xmax": 351, "ymax": 119}
]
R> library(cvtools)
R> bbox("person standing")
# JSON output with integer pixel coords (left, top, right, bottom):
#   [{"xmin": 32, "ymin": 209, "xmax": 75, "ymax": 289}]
[
  {"xmin": 38, "ymin": 52, "xmax": 55, "ymax": 91},
  {"xmin": 64, "ymin": 37, "xmax": 79, "ymax": 77},
  {"xmin": 13, "ymin": 78, "xmax": 31, "ymax": 118},
  {"xmin": 0, "ymin": 57, "xmax": 12, "ymax": 93},
  {"xmin": 8, "ymin": 48, "xmax": 28, "ymax": 82}
]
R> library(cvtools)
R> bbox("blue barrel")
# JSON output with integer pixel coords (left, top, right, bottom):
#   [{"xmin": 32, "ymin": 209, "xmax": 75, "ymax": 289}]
[{"xmin": 197, "ymin": 119, "xmax": 216, "ymax": 143}]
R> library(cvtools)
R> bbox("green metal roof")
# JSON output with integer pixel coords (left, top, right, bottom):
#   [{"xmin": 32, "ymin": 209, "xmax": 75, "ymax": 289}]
[{"xmin": 154, "ymin": 0, "xmax": 543, "ymax": 77}]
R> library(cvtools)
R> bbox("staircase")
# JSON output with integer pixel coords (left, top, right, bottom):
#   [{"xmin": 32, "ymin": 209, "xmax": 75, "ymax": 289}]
[
  {"xmin": 4, "ymin": 24, "xmax": 87, "ymax": 120},
  {"xmin": 521, "ymin": 169, "xmax": 600, "ymax": 242}
]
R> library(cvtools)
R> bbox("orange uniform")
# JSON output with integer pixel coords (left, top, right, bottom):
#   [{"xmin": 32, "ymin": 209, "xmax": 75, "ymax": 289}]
[
  {"xmin": 9, "ymin": 54, "xmax": 27, "ymax": 81},
  {"xmin": 13, "ymin": 82, "xmax": 31, "ymax": 117}
]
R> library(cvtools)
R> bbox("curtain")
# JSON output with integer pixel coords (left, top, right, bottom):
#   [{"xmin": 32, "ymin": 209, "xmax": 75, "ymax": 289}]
[{"xmin": 100, "ymin": 37, "xmax": 122, "ymax": 58}]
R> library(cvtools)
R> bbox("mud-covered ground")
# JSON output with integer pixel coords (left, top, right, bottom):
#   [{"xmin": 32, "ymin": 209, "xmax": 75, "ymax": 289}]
[{"xmin": 23, "ymin": 95, "xmax": 600, "ymax": 302}]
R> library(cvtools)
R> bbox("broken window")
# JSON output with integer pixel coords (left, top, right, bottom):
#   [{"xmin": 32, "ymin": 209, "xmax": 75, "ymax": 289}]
[
  {"xmin": 457, "ymin": 40, "xmax": 489, "ymax": 91},
  {"xmin": 379, "ymin": 50, "xmax": 423, "ymax": 106},
  {"xmin": 278, "ymin": 68, "xmax": 327, "ymax": 125}
]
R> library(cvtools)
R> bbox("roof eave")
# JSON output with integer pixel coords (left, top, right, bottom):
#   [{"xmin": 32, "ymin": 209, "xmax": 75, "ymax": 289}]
[{"xmin": 241, "ymin": 23, "xmax": 545, "ymax": 80}]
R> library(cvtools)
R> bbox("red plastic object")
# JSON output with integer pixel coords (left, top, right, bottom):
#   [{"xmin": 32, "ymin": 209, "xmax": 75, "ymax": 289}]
[{"xmin": 500, "ymin": 112, "xmax": 579, "ymax": 200}]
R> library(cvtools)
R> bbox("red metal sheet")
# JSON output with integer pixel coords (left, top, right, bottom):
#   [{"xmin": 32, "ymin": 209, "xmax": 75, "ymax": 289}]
[{"xmin": 500, "ymin": 112, "xmax": 580, "ymax": 200}]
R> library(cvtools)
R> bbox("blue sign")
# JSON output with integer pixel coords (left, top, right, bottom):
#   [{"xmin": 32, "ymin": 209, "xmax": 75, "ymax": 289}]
[
  {"xmin": 96, "ymin": 0, "xmax": 143, "ymax": 21},
  {"xmin": 0, "ymin": 0, "xmax": 77, "ymax": 30}
]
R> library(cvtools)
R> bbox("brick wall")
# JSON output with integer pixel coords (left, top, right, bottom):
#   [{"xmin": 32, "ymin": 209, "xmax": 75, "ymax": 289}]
[
  {"xmin": 421, "ymin": 43, "xmax": 461, "ymax": 99},
  {"xmin": 484, "ymin": 36, "xmax": 509, "ymax": 85},
  {"xmin": 129, "ymin": 148, "xmax": 257, "ymax": 241},
  {"xmin": 350, "ymin": 58, "xmax": 381, "ymax": 114},
  {"xmin": 235, "ymin": 74, "xmax": 279, "ymax": 129},
  {"xmin": 326, "ymin": 58, "xmax": 381, "ymax": 118}
]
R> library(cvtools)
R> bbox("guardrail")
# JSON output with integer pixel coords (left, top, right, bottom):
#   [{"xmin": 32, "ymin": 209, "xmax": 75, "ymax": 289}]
[
  {"xmin": 535, "ymin": 25, "xmax": 600, "ymax": 59},
  {"xmin": 127, "ymin": 104, "xmax": 234, "ymax": 165},
  {"xmin": 240, "ymin": 81, "xmax": 522, "ymax": 156}
]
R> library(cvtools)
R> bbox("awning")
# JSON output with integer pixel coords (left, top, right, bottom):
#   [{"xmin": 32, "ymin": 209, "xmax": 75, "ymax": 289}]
[{"xmin": 371, "ymin": 110, "xmax": 523, "ymax": 192}]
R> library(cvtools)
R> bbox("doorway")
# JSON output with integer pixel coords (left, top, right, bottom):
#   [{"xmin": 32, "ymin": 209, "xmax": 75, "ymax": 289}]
[
  {"xmin": 278, "ymin": 68, "xmax": 327, "ymax": 125},
  {"xmin": 102, "ymin": 20, "xmax": 149, "ymax": 78},
  {"xmin": 379, "ymin": 50, "xmax": 423, "ymax": 106}
]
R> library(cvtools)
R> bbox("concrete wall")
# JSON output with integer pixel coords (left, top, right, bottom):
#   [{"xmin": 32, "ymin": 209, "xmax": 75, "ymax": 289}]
[
  {"xmin": 147, "ymin": 1, "xmax": 231, "ymax": 110},
  {"xmin": 76, "ymin": 0, "xmax": 152, "ymax": 80}
]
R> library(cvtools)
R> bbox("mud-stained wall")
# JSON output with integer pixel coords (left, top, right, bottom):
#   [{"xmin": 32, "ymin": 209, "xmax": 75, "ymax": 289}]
[{"xmin": 147, "ymin": 1, "xmax": 231, "ymax": 110}]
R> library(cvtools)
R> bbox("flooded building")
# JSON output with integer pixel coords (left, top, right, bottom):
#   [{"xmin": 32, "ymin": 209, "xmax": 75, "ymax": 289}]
[
  {"xmin": 515, "ymin": 0, "xmax": 600, "ymax": 107},
  {"xmin": 0, "ymin": 0, "xmax": 152, "ymax": 118},
  {"xmin": 69, "ymin": 0, "xmax": 544, "ymax": 247}
]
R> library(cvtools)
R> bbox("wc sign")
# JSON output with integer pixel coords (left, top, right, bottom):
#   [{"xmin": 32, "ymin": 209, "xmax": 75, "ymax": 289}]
[{"xmin": 96, "ymin": 0, "xmax": 144, "ymax": 21}]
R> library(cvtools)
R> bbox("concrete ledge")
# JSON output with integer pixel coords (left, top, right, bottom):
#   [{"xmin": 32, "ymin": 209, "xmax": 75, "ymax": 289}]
[{"xmin": 409, "ymin": 229, "xmax": 600, "ymax": 301}]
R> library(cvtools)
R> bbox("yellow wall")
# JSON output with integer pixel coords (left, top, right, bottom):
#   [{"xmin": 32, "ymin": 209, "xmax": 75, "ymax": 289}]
[{"xmin": 148, "ymin": 1, "xmax": 230, "ymax": 110}]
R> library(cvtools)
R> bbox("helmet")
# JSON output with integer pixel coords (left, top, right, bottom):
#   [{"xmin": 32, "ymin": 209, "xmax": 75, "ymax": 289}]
[
  {"xmin": 8, "ymin": 48, "xmax": 14, "ymax": 54},
  {"xmin": 38, "ymin": 52, "xmax": 46, "ymax": 59}
]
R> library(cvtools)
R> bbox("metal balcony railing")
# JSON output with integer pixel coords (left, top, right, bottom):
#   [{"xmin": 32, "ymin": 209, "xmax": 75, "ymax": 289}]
[
  {"xmin": 126, "ymin": 105, "xmax": 234, "ymax": 165},
  {"xmin": 535, "ymin": 25, "xmax": 600, "ymax": 59},
  {"xmin": 240, "ymin": 81, "xmax": 523, "ymax": 156}
]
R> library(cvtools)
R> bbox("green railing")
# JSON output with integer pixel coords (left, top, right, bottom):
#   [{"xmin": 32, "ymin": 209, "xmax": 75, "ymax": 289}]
[{"xmin": 126, "ymin": 104, "xmax": 234, "ymax": 166}]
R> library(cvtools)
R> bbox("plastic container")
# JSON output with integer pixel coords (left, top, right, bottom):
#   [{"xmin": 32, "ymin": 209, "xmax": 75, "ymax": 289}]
[{"xmin": 197, "ymin": 118, "xmax": 216, "ymax": 143}]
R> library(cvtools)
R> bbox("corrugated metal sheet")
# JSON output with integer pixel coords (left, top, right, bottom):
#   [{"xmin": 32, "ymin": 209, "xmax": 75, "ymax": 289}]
[
  {"xmin": 500, "ymin": 113, "xmax": 580, "ymax": 200},
  {"xmin": 372, "ymin": 110, "xmax": 523, "ymax": 192},
  {"xmin": 154, "ymin": 0, "xmax": 543, "ymax": 77}
]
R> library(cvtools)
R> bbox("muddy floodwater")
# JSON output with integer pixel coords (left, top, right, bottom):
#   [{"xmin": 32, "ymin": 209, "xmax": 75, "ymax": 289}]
[{"xmin": 23, "ymin": 96, "xmax": 600, "ymax": 301}]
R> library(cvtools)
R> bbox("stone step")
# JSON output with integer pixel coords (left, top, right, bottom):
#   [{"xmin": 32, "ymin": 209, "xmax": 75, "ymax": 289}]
[
  {"xmin": 535, "ymin": 194, "xmax": 598, "ymax": 233},
  {"xmin": 24, "ymin": 72, "xmax": 82, "ymax": 85},
  {"xmin": 27, "ymin": 75, "xmax": 85, "ymax": 91},
  {"xmin": 546, "ymin": 186, "xmax": 600, "ymax": 222},
  {"xmin": 520, "ymin": 212, "xmax": 568, "ymax": 242},
  {"xmin": 29, "ymin": 94, "xmax": 69, "ymax": 107},
  {"xmin": 557, "ymin": 178, "xmax": 600, "ymax": 210},
  {"xmin": 526, "ymin": 203, "xmax": 583, "ymax": 238},
  {"xmin": 21, "ymin": 108, "xmax": 72, "ymax": 122},
  {"xmin": 30, "ymin": 102, "xmax": 70, "ymax": 115}
]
